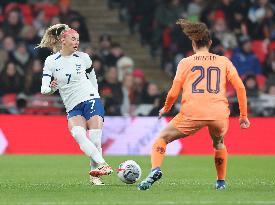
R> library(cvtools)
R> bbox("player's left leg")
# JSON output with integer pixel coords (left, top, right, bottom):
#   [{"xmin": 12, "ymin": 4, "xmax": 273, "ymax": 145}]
[
  {"xmin": 87, "ymin": 115, "xmax": 105, "ymax": 185},
  {"xmin": 138, "ymin": 122, "xmax": 187, "ymax": 191},
  {"xmin": 85, "ymin": 99, "xmax": 113, "ymax": 179},
  {"xmin": 208, "ymin": 120, "xmax": 229, "ymax": 190}
]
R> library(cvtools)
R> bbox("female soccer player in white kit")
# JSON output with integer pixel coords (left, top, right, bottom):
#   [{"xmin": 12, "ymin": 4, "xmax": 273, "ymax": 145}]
[{"xmin": 39, "ymin": 24, "xmax": 113, "ymax": 185}]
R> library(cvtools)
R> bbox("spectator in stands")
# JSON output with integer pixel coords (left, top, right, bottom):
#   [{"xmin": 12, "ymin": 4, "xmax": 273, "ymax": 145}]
[
  {"xmin": 132, "ymin": 68, "xmax": 148, "ymax": 104},
  {"xmin": 0, "ymin": 28, "xmax": 4, "ymax": 45},
  {"xmin": 257, "ymin": 85, "xmax": 275, "ymax": 116},
  {"xmin": 2, "ymin": 9, "xmax": 23, "ymax": 40},
  {"xmin": 264, "ymin": 48, "xmax": 275, "ymax": 89},
  {"xmin": 33, "ymin": 10, "xmax": 47, "ymax": 38},
  {"xmin": 105, "ymin": 42, "xmax": 124, "ymax": 66},
  {"xmin": 0, "ymin": 61, "xmax": 23, "ymax": 96},
  {"xmin": 186, "ymin": 0, "xmax": 203, "ymax": 21},
  {"xmin": 247, "ymin": 0, "xmax": 272, "ymax": 39},
  {"xmin": 231, "ymin": 35, "xmax": 262, "ymax": 76},
  {"xmin": 125, "ymin": 0, "xmax": 157, "ymax": 45},
  {"xmin": 243, "ymin": 74, "xmax": 260, "ymax": 98},
  {"xmin": 229, "ymin": 6, "xmax": 248, "ymax": 38},
  {"xmin": 97, "ymin": 33, "xmax": 112, "ymax": 63},
  {"xmin": 152, "ymin": 0, "xmax": 185, "ymax": 55},
  {"xmin": 120, "ymin": 73, "xmax": 135, "ymax": 116},
  {"xmin": 69, "ymin": 17, "xmax": 90, "ymax": 43},
  {"xmin": 24, "ymin": 59, "xmax": 43, "ymax": 95},
  {"xmin": 116, "ymin": 56, "xmax": 134, "ymax": 82},
  {"xmin": 58, "ymin": 1, "xmax": 82, "ymax": 25},
  {"xmin": 20, "ymin": 25, "xmax": 40, "ymax": 57},
  {"xmin": 141, "ymin": 82, "xmax": 160, "ymax": 104},
  {"xmin": 212, "ymin": 17, "xmax": 237, "ymax": 49},
  {"xmin": 99, "ymin": 66, "xmax": 123, "ymax": 115},
  {"xmin": 9, "ymin": 41, "xmax": 31, "ymax": 73},
  {"xmin": 2, "ymin": 35, "xmax": 16, "ymax": 53},
  {"xmin": 92, "ymin": 55, "xmax": 105, "ymax": 84}
]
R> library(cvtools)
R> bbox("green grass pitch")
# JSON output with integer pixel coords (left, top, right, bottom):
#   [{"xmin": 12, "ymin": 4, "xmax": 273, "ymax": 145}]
[{"xmin": 0, "ymin": 155, "xmax": 274, "ymax": 205}]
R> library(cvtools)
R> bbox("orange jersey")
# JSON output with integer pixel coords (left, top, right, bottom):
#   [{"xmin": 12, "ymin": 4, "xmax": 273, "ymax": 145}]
[{"xmin": 164, "ymin": 51, "xmax": 247, "ymax": 120}]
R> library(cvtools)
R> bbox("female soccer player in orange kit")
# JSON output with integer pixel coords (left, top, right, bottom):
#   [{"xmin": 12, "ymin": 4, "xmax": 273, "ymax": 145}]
[{"xmin": 138, "ymin": 19, "xmax": 250, "ymax": 191}]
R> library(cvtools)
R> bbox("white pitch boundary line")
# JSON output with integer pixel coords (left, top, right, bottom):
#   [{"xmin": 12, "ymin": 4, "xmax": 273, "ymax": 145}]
[{"xmin": 1, "ymin": 201, "xmax": 275, "ymax": 205}]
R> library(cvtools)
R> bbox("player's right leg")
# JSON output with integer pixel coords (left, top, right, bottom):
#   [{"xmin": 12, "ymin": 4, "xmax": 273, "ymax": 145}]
[
  {"xmin": 208, "ymin": 120, "xmax": 229, "ymax": 190},
  {"xmin": 138, "ymin": 121, "xmax": 188, "ymax": 191},
  {"xmin": 68, "ymin": 115, "xmax": 107, "ymax": 169}
]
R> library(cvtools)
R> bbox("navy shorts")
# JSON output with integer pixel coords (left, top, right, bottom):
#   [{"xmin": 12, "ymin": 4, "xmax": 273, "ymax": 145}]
[{"xmin": 67, "ymin": 98, "xmax": 105, "ymax": 120}]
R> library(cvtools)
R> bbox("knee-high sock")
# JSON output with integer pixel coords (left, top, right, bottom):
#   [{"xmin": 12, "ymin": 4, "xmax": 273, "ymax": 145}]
[
  {"xmin": 88, "ymin": 129, "xmax": 103, "ymax": 170},
  {"xmin": 71, "ymin": 126, "xmax": 105, "ymax": 164},
  {"xmin": 214, "ymin": 147, "xmax": 228, "ymax": 180},
  {"xmin": 151, "ymin": 138, "xmax": 167, "ymax": 170}
]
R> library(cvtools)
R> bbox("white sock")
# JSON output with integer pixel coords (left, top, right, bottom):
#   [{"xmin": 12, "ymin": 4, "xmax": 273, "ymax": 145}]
[
  {"xmin": 88, "ymin": 129, "xmax": 103, "ymax": 170},
  {"xmin": 71, "ymin": 126, "xmax": 105, "ymax": 164}
]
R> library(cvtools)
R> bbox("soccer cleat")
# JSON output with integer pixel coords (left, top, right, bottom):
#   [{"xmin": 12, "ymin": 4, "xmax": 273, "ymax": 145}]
[
  {"xmin": 89, "ymin": 176, "xmax": 105, "ymax": 185},
  {"xmin": 89, "ymin": 164, "xmax": 113, "ymax": 177},
  {"xmin": 215, "ymin": 180, "xmax": 227, "ymax": 190},
  {"xmin": 137, "ymin": 168, "xmax": 162, "ymax": 191}
]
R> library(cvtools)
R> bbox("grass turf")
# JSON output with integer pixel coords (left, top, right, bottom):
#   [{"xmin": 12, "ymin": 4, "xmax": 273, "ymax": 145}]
[{"xmin": 0, "ymin": 155, "xmax": 274, "ymax": 205}]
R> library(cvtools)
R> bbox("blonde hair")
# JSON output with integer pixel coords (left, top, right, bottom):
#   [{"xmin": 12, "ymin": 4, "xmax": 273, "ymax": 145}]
[{"xmin": 36, "ymin": 24, "xmax": 70, "ymax": 53}]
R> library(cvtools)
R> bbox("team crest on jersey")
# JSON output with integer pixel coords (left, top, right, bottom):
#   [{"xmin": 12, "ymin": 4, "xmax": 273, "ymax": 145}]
[{"xmin": 76, "ymin": 64, "xmax": 81, "ymax": 74}]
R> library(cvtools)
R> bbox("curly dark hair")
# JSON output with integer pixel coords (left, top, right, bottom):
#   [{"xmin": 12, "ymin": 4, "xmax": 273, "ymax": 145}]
[{"xmin": 176, "ymin": 19, "xmax": 211, "ymax": 49}]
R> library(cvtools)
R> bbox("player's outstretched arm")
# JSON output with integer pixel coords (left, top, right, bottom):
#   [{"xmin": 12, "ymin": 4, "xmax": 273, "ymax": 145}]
[
  {"xmin": 229, "ymin": 75, "xmax": 250, "ymax": 129},
  {"xmin": 160, "ymin": 80, "xmax": 182, "ymax": 118}
]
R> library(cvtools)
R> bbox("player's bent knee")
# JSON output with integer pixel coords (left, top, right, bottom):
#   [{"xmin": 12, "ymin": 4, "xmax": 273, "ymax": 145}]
[
  {"xmin": 159, "ymin": 135, "xmax": 173, "ymax": 144},
  {"xmin": 213, "ymin": 140, "xmax": 225, "ymax": 150}
]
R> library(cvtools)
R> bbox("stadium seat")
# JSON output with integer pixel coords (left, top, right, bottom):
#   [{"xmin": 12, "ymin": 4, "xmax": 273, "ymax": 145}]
[
  {"xmin": 19, "ymin": 4, "xmax": 33, "ymax": 24},
  {"xmin": 251, "ymin": 40, "xmax": 268, "ymax": 64},
  {"xmin": 1, "ymin": 93, "xmax": 17, "ymax": 108},
  {"xmin": 256, "ymin": 74, "xmax": 267, "ymax": 91}
]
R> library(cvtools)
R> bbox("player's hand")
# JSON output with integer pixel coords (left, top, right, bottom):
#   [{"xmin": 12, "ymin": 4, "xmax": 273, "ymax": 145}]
[
  {"xmin": 239, "ymin": 117, "xmax": 250, "ymax": 129},
  {"xmin": 158, "ymin": 107, "xmax": 166, "ymax": 119},
  {"xmin": 41, "ymin": 86, "xmax": 51, "ymax": 94},
  {"xmin": 50, "ymin": 79, "xmax": 58, "ymax": 88}
]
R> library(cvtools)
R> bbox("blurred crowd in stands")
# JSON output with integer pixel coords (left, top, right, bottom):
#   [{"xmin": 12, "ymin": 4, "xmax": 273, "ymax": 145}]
[
  {"xmin": 0, "ymin": 0, "xmax": 275, "ymax": 117},
  {"xmin": 110, "ymin": 0, "xmax": 275, "ymax": 117}
]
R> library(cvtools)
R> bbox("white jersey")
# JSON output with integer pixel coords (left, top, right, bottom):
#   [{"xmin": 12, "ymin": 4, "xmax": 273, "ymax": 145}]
[{"xmin": 41, "ymin": 51, "xmax": 100, "ymax": 112}]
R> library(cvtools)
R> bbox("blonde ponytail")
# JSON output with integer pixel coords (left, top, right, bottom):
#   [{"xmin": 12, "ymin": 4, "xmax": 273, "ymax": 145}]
[{"xmin": 36, "ymin": 24, "xmax": 70, "ymax": 53}]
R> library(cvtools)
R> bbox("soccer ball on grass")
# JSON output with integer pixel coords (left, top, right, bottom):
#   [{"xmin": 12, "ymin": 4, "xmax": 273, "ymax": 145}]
[{"xmin": 117, "ymin": 160, "xmax": 142, "ymax": 184}]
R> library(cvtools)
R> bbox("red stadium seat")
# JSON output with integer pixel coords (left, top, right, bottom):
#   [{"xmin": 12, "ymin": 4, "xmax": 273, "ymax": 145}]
[
  {"xmin": 18, "ymin": 4, "xmax": 33, "ymax": 24},
  {"xmin": 256, "ymin": 74, "xmax": 266, "ymax": 91},
  {"xmin": 34, "ymin": 3, "xmax": 60, "ymax": 21},
  {"xmin": 251, "ymin": 40, "xmax": 268, "ymax": 64},
  {"xmin": 2, "ymin": 93, "xmax": 17, "ymax": 108}
]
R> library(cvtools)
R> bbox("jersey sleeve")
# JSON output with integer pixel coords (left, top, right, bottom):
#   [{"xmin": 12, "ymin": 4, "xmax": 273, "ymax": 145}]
[
  {"xmin": 82, "ymin": 53, "xmax": 93, "ymax": 69},
  {"xmin": 41, "ymin": 57, "xmax": 58, "ymax": 94},
  {"xmin": 86, "ymin": 68, "xmax": 98, "ymax": 91},
  {"xmin": 229, "ymin": 74, "xmax": 248, "ymax": 119},
  {"xmin": 41, "ymin": 57, "xmax": 53, "ymax": 94},
  {"xmin": 174, "ymin": 59, "xmax": 188, "ymax": 83},
  {"xmin": 163, "ymin": 59, "xmax": 186, "ymax": 112},
  {"xmin": 225, "ymin": 57, "xmax": 239, "ymax": 81}
]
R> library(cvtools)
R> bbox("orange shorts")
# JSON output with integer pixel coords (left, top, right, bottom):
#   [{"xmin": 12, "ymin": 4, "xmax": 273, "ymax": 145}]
[{"xmin": 170, "ymin": 113, "xmax": 229, "ymax": 137}]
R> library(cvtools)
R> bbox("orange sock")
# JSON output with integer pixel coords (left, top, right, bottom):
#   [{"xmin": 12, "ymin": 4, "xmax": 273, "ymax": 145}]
[
  {"xmin": 214, "ymin": 147, "xmax": 228, "ymax": 180},
  {"xmin": 151, "ymin": 138, "xmax": 167, "ymax": 169}
]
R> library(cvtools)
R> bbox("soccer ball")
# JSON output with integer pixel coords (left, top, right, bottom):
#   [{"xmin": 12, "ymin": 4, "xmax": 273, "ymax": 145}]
[{"xmin": 117, "ymin": 160, "xmax": 142, "ymax": 184}]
